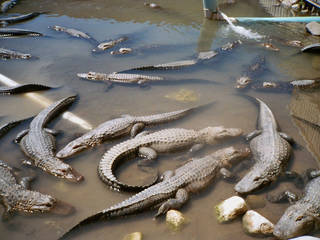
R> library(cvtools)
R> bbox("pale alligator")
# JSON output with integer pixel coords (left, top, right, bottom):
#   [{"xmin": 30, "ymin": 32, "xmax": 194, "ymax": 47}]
[
  {"xmin": 0, "ymin": 83, "xmax": 53, "ymax": 94},
  {"xmin": 92, "ymin": 37, "xmax": 128, "ymax": 52},
  {"xmin": 273, "ymin": 175, "xmax": 320, "ymax": 239},
  {"xmin": 0, "ymin": 159, "xmax": 56, "ymax": 219},
  {"xmin": 99, "ymin": 126, "xmax": 243, "ymax": 191},
  {"xmin": 0, "ymin": 12, "xmax": 43, "ymax": 26},
  {"xmin": 59, "ymin": 146, "xmax": 250, "ymax": 239},
  {"xmin": 1, "ymin": 0, "xmax": 18, "ymax": 13},
  {"xmin": 57, "ymin": 105, "xmax": 203, "ymax": 159},
  {"xmin": 234, "ymin": 97, "xmax": 292, "ymax": 194},
  {"xmin": 16, "ymin": 96, "xmax": 83, "ymax": 182},
  {"xmin": 0, "ymin": 28, "xmax": 43, "ymax": 38},
  {"xmin": 0, "ymin": 48, "xmax": 32, "ymax": 59}
]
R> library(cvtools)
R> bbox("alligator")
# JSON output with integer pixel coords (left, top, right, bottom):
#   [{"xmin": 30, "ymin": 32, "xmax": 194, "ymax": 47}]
[
  {"xmin": 59, "ymin": 146, "xmax": 250, "ymax": 239},
  {"xmin": 0, "ymin": 12, "xmax": 43, "ymax": 26},
  {"xmin": 0, "ymin": 83, "xmax": 53, "ymax": 94},
  {"xmin": 273, "ymin": 176, "xmax": 320, "ymax": 239},
  {"xmin": 0, "ymin": 28, "xmax": 43, "ymax": 38},
  {"xmin": 98, "ymin": 126, "xmax": 243, "ymax": 191},
  {"xmin": 235, "ymin": 55, "xmax": 266, "ymax": 89},
  {"xmin": 49, "ymin": 25, "xmax": 99, "ymax": 45},
  {"xmin": 92, "ymin": 37, "xmax": 128, "ymax": 52},
  {"xmin": 15, "ymin": 96, "xmax": 83, "ymax": 182},
  {"xmin": 0, "ymin": 159, "xmax": 56, "ymax": 219},
  {"xmin": 0, "ymin": 117, "xmax": 32, "ymax": 139},
  {"xmin": 0, "ymin": 48, "xmax": 32, "ymax": 60},
  {"xmin": 234, "ymin": 97, "xmax": 292, "ymax": 194},
  {"xmin": 1, "ymin": 0, "xmax": 18, "ymax": 13},
  {"xmin": 57, "ymin": 105, "xmax": 206, "ymax": 158}
]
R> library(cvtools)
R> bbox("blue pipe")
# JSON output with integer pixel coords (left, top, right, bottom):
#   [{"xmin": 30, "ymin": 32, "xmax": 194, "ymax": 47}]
[
  {"xmin": 202, "ymin": 0, "xmax": 218, "ymax": 19},
  {"xmin": 234, "ymin": 16, "xmax": 320, "ymax": 23}
]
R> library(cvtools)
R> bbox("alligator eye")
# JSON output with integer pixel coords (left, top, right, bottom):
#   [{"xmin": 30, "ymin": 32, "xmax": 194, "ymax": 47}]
[{"xmin": 296, "ymin": 216, "xmax": 304, "ymax": 221}]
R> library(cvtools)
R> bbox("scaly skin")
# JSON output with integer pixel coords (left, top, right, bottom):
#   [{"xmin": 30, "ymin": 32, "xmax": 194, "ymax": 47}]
[
  {"xmin": 17, "ymin": 96, "xmax": 83, "ymax": 182},
  {"xmin": 0, "ymin": 160, "xmax": 56, "ymax": 215},
  {"xmin": 0, "ymin": 48, "xmax": 31, "ymax": 59},
  {"xmin": 57, "ymin": 106, "xmax": 198, "ymax": 159},
  {"xmin": 274, "ymin": 177, "xmax": 320, "ymax": 239},
  {"xmin": 234, "ymin": 98, "xmax": 292, "ymax": 194},
  {"xmin": 0, "ymin": 28, "xmax": 43, "ymax": 38},
  {"xmin": 0, "ymin": 84, "xmax": 53, "ymax": 94},
  {"xmin": 0, "ymin": 117, "xmax": 31, "ymax": 138},
  {"xmin": 0, "ymin": 12, "xmax": 42, "ymax": 26},
  {"xmin": 60, "ymin": 146, "xmax": 250, "ymax": 240},
  {"xmin": 99, "ymin": 126, "xmax": 243, "ymax": 191}
]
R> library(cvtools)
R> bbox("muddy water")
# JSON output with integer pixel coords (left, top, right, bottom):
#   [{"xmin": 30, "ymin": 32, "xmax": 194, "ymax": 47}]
[{"xmin": 1, "ymin": 0, "xmax": 320, "ymax": 239}]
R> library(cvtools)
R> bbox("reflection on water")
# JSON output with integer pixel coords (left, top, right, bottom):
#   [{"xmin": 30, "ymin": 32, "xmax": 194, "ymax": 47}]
[{"xmin": 0, "ymin": 0, "xmax": 320, "ymax": 239}]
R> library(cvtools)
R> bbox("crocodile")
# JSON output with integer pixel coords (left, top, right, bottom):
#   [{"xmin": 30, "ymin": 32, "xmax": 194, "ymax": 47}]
[
  {"xmin": 57, "ymin": 105, "xmax": 204, "ymax": 159},
  {"xmin": 234, "ymin": 97, "xmax": 292, "ymax": 194},
  {"xmin": 1, "ymin": 0, "xmax": 18, "ymax": 13},
  {"xmin": 92, "ymin": 37, "xmax": 128, "ymax": 52},
  {"xmin": 235, "ymin": 55, "xmax": 266, "ymax": 89},
  {"xmin": 0, "ymin": 12, "xmax": 43, "ymax": 26},
  {"xmin": 49, "ymin": 25, "xmax": 99, "ymax": 45},
  {"xmin": 0, "ymin": 159, "xmax": 56, "ymax": 218},
  {"xmin": 0, "ymin": 83, "xmax": 53, "ymax": 94},
  {"xmin": 16, "ymin": 96, "xmax": 83, "ymax": 182},
  {"xmin": 98, "ymin": 126, "xmax": 243, "ymax": 191},
  {"xmin": 0, "ymin": 28, "xmax": 43, "ymax": 38},
  {"xmin": 0, "ymin": 48, "xmax": 32, "ymax": 60},
  {"xmin": 273, "ymin": 176, "xmax": 320, "ymax": 239},
  {"xmin": 59, "ymin": 146, "xmax": 250, "ymax": 240}
]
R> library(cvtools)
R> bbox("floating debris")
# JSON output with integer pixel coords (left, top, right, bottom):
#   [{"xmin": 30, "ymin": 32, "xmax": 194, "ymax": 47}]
[
  {"xmin": 242, "ymin": 210, "xmax": 274, "ymax": 235},
  {"xmin": 166, "ymin": 210, "xmax": 187, "ymax": 231},
  {"xmin": 122, "ymin": 232, "xmax": 143, "ymax": 240},
  {"xmin": 215, "ymin": 196, "xmax": 248, "ymax": 222},
  {"xmin": 260, "ymin": 42, "xmax": 280, "ymax": 51},
  {"xmin": 165, "ymin": 88, "xmax": 199, "ymax": 102}
]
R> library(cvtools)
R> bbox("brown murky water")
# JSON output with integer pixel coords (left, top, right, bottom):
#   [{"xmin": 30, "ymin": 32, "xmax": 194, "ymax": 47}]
[{"xmin": 1, "ymin": 0, "xmax": 320, "ymax": 239}]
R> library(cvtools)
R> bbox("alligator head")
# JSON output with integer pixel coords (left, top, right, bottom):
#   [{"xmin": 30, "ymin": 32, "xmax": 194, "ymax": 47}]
[
  {"xmin": 200, "ymin": 126, "xmax": 243, "ymax": 144},
  {"xmin": 18, "ymin": 191, "xmax": 56, "ymax": 213},
  {"xmin": 56, "ymin": 137, "xmax": 92, "ymax": 159},
  {"xmin": 47, "ymin": 159, "xmax": 83, "ymax": 182},
  {"xmin": 273, "ymin": 204, "xmax": 319, "ymax": 239},
  {"xmin": 77, "ymin": 72, "xmax": 107, "ymax": 81},
  {"xmin": 214, "ymin": 146, "xmax": 251, "ymax": 166},
  {"xmin": 235, "ymin": 76, "xmax": 251, "ymax": 89}
]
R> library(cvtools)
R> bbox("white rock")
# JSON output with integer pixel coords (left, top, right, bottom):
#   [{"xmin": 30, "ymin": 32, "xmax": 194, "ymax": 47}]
[
  {"xmin": 166, "ymin": 210, "xmax": 186, "ymax": 230},
  {"xmin": 290, "ymin": 237, "xmax": 320, "ymax": 240},
  {"xmin": 306, "ymin": 22, "xmax": 320, "ymax": 36},
  {"xmin": 242, "ymin": 210, "xmax": 274, "ymax": 235},
  {"xmin": 215, "ymin": 196, "xmax": 248, "ymax": 223},
  {"xmin": 122, "ymin": 232, "xmax": 143, "ymax": 240}
]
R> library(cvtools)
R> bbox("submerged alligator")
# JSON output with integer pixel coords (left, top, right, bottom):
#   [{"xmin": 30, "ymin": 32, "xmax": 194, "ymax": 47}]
[
  {"xmin": 15, "ymin": 96, "xmax": 83, "ymax": 182},
  {"xmin": 0, "ymin": 159, "xmax": 56, "ymax": 218},
  {"xmin": 92, "ymin": 37, "xmax": 128, "ymax": 52},
  {"xmin": 0, "ymin": 12, "xmax": 43, "ymax": 26},
  {"xmin": 0, "ymin": 28, "xmax": 43, "ymax": 38},
  {"xmin": 234, "ymin": 98, "xmax": 292, "ymax": 194},
  {"xmin": 0, "ymin": 48, "xmax": 32, "ymax": 60},
  {"xmin": 0, "ymin": 83, "xmax": 53, "ymax": 94},
  {"xmin": 57, "ymin": 105, "xmax": 203, "ymax": 159},
  {"xmin": 59, "ymin": 146, "xmax": 250, "ymax": 239},
  {"xmin": 98, "ymin": 126, "xmax": 243, "ymax": 191},
  {"xmin": 273, "ymin": 176, "xmax": 320, "ymax": 239}
]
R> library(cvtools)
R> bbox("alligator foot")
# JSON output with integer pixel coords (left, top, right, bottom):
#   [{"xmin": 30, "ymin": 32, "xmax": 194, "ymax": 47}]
[
  {"xmin": 266, "ymin": 190, "xmax": 299, "ymax": 204},
  {"xmin": 220, "ymin": 168, "xmax": 238, "ymax": 182},
  {"xmin": 282, "ymin": 171, "xmax": 305, "ymax": 189}
]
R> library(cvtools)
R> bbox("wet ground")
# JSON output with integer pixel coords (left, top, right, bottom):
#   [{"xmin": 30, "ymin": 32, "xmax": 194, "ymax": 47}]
[{"xmin": 1, "ymin": 0, "xmax": 320, "ymax": 239}]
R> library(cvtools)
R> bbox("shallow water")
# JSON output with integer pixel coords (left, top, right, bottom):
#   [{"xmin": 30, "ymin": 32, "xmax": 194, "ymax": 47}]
[{"xmin": 0, "ymin": 0, "xmax": 320, "ymax": 239}]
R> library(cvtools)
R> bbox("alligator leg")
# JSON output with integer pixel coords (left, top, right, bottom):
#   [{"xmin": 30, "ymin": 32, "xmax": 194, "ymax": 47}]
[
  {"xmin": 135, "ymin": 130, "xmax": 152, "ymax": 138},
  {"xmin": 305, "ymin": 169, "xmax": 320, "ymax": 180},
  {"xmin": 1, "ymin": 201, "xmax": 12, "ymax": 221},
  {"xmin": 266, "ymin": 190, "xmax": 299, "ymax": 204},
  {"xmin": 44, "ymin": 128, "xmax": 60, "ymax": 136},
  {"xmin": 160, "ymin": 170, "xmax": 174, "ymax": 181},
  {"xmin": 245, "ymin": 130, "xmax": 262, "ymax": 141},
  {"xmin": 130, "ymin": 123, "xmax": 145, "ymax": 137},
  {"xmin": 220, "ymin": 168, "xmax": 238, "ymax": 182},
  {"xmin": 19, "ymin": 175, "xmax": 36, "ymax": 189},
  {"xmin": 282, "ymin": 171, "xmax": 305, "ymax": 189},
  {"xmin": 155, "ymin": 188, "xmax": 189, "ymax": 217},
  {"xmin": 138, "ymin": 147, "xmax": 157, "ymax": 166},
  {"xmin": 279, "ymin": 132, "xmax": 295, "ymax": 144},
  {"xmin": 15, "ymin": 129, "xmax": 29, "ymax": 143}
]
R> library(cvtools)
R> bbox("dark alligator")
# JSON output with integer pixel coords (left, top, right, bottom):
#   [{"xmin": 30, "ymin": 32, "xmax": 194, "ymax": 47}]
[
  {"xmin": 0, "ymin": 48, "xmax": 32, "ymax": 60},
  {"xmin": 235, "ymin": 55, "xmax": 266, "ymax": 89},
  {"xmin": 234, "ymin": 97, "xmax": 292, "ymax": 194},
  {"xmin": 0, "ymin": 84, "xmax": 53, "ymax": 94},
  {"xmin": 273, "ymin": 176, "xmax": 320, "ymax": 239},
  {"xmin": 98, "ymin": 126, "xmax": 243, "ymax": 191},
  {"xmin": 0, "ymin": 117, "xmax": 32, "ymax": 139},
  {"xmin": 59, "ymin": 146, "xmax": 250, "ymax": 240},
  {"xmin": 16, "ymin": 96, "xmax": 83, "ymax": 182},
  {"xmin": 1, "ymin": 0, "xmax": 18, "ymax": 13},
  {"xmin": 57, "ymin": 105, "xmax": 204, "ymax": 159},
  {"xmin": 0, "ymin": 12, "xmax": 43, "ymax": 26},
  {"xmin": 0, "ymin": 28, "xmax": 43, "ymax": 38},
  {"xmin": 0, "ymin": 159, "xmax": 56, "ymax": 218},
  {"xmin": 92, "ymin": 37, "xmax": 128, "ymax": 52},
  {"xmin": 49, "ymin": 25, "xmax": 99, "ymax": 45}
]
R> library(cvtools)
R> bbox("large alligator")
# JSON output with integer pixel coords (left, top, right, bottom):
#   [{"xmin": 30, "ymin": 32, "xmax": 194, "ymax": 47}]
[
  {"xmin": 0, "ymin": 12, "xmax": 43, "ymax": 26},
  {"xmin": 59, "ymin": 146, "xmax": 250, "ymax": 239},
  {"xmin": 234, "ymin": 97, "xmax": 292, "ymax": 194},
  {"xmin": 0, "ymin": 159, "xmax": 56, "ymax": 218},
  {"xmin": 0, "ymin": 28, "xmax": 43, "ymax": 38},
  {"xmin": 98, "ymin": 126, "xmax": 243, "ymax": 191},
  {"xmin": 273, "ymin": 176, "xmax": 320, "ymax": 239},
  {"xmin": 57, "ymin": 105, "xmax": 204, "ymax": 159},
  {"xmin": 0, "ymin": 48, "xmax": 32, "ymax": 60},
  {"xmin": 16, "ymin": 96, "xmax": 83, "ymax": 182},
  {"xmin": 0, "ymin": 83, "xmax": 53, "ymax": 94}
]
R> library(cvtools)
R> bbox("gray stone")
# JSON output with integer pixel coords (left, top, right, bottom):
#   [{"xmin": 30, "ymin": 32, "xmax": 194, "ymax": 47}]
[{"xmin": 306, "ymin": 22, "xmax": 320, "ymax": 36}]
